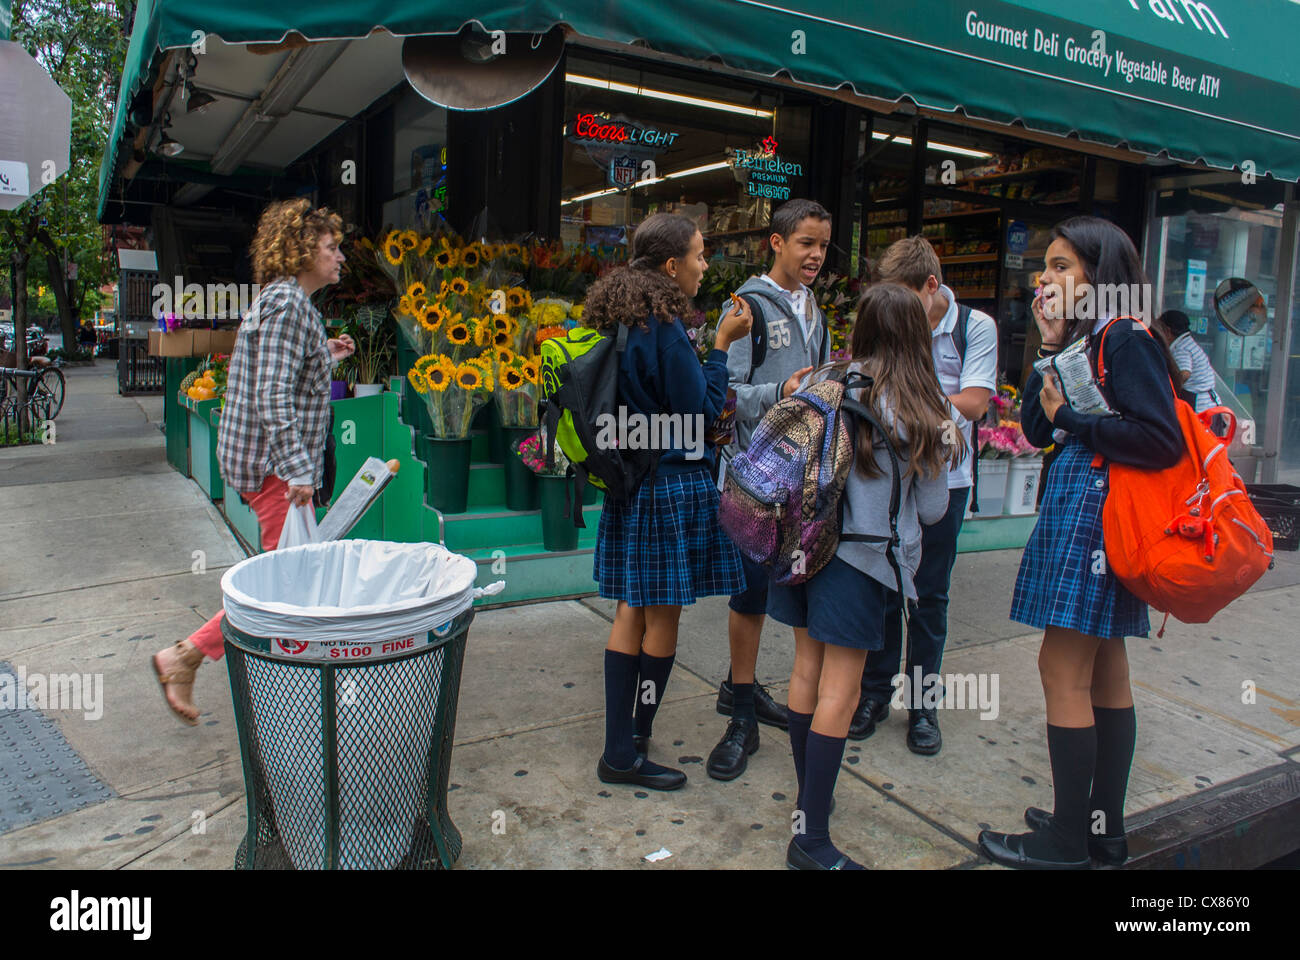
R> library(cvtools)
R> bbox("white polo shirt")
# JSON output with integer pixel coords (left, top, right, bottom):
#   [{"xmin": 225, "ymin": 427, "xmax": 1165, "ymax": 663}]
[
  {"xmin": 932, "ymin": 285, "xmax": 998, "ymax": 489},
  {"xmin": 1169, "ymin": 332, "xmax": 1221, "ymax": 413}
]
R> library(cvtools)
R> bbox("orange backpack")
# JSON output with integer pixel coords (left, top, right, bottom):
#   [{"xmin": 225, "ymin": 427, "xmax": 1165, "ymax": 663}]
[{"xmin": 1091, "ymin": 319, "xmax": 1274, "ymax": 634}]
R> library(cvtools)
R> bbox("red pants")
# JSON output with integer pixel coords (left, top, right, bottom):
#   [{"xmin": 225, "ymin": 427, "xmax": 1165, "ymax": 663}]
[{"xmin": 188, "ymin": 475, "xmax": 293, "ymax": 660}]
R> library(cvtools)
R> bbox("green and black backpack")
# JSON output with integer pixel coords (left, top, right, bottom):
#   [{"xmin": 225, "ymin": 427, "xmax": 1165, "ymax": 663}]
[{"xmin": 539, "ymin": 324, "xmax": 659, "ymax": 525}]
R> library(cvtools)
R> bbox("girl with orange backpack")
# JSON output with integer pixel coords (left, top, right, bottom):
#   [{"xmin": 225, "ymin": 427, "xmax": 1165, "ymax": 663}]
[{"xmin": 979, "ymin": 216, "xmax": 1185, "ymax": 869}]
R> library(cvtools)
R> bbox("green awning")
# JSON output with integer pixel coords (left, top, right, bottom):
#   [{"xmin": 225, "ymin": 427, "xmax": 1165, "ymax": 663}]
[{"xmin": 99, "ymin": 0, "xmax": 1300, "ymax": 220}]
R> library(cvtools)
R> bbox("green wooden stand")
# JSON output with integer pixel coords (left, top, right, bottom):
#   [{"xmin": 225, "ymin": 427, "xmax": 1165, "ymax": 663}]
[
  {"xmin": 164, "ymin": 358, "xmax": 200, "ymax": 476},
  {"xmin": 182, "ymin": 394, "xmax": 224, "ymax": 501}
]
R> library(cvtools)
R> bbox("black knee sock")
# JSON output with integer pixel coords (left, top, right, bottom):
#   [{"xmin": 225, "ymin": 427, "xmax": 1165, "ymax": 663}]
[
  {"xmin": 787, "ymin": 709, "xmax": 813, "ymax": 809},
  {"xmin": 1090, "ymin": 706, "xmax": 1136, "ymax": 838},
  {"xmin": 633, "ymin": 652, "xmax": 675, "ymax": 740},
  {"xmin": 794, "ymin": 731, "xmax": 861, "ymax": 869},
  {"xmin": 603, "ymin": 650, "xmax": 640, "ymax": 769},
  {"xmin": 1024, "ymin": 724, "xmax": 1095, "ymax": 860}
]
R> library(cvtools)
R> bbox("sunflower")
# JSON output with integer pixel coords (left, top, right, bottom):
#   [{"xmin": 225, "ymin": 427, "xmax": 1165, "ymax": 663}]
[
  {"xmin": 406, "ymin": 282, "xmax": 426, "ymax": 300},
  {"xmin": 492, "ymin": 330, "xmax": 512, "ymax": 349},
  {"xmin": 434, "ymin": 246, "xmax": 457, "ymax": 270},
  {"xmin": 411, "ymin": 297, "xmax": 429, "ymax": 319},
  {"xmin": 522, "ymin": 360, "xmax": 539, "ymax": 384},
  {"xmin": 398, "ymin": 295, "xmax": 414, "ymax": 316},
  {"xmin": 446, "ymin": 318, "xmax": 472, "ymax": 346},
  {"xmin": 482, "ymin": 243, "xmax": 501, "ymax": 261},
  {"xmin": 425, "ymin": 358, "xmax": 453, "ymax": 392},
  {"xmin": 505, "ymin": 287, "xmax": 527, "ymax": 310},
  {"xmin": 472, "ymin": 316, "xmax": 493, "ymax": 347},
  {"xmin": 408, "ymin": 366, "xmax": 429, "ymax": 393},
  {"xmin": 417, "ymin": 236, "xmax": 432, "ymax": 257},
  {"xmin": 419, "ymin": 303, "xmax": 448, "ymax": 333},
  {"xmin": 383, "ymin": 231, "xmax": 404, "ymax": 265},
  {"xmin": 491, "ymin": 314, "xmax": 519, "ymax": 335},
  {"xmin": 466, "ymin": 353, "xmax": 493, "ymax": 372},
  {"xmin": 399, "ymin": 230, "xmax": 419, "ymax": 250},
  {"xmin": 455, "ymin": 364, "xmax": 483, "ymax": 390},
  {"xmin": 495, "ymin": 346, "xmax": 517, "ymax": 365},
  {"xmin": 505, "ymin": 243, "xmax": 522, "ymax": 258},
  {"xmin": 449, "ymin": 277, "xmax": 470, "ymax": 296},
  {"xmin": 500, "ymin": 365, "xmax": 525, "ymax": 391}
]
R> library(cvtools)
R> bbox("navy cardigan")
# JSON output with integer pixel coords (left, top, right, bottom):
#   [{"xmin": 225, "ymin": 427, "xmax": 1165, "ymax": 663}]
[{"xmin": 1021, "ymin": 321, "xmax": 1183, "ymax": 471}]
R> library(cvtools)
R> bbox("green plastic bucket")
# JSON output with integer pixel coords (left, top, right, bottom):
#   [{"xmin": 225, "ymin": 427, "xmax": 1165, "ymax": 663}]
[{"xmin": 424, "ymin": 435, "xmax": 472, "ymax": 513}]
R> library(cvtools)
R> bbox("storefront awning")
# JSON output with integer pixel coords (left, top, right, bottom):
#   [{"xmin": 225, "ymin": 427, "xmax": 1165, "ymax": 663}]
[{"xmin": 100, "ymin": 0, "xmax": 1300, "ymax": 220}]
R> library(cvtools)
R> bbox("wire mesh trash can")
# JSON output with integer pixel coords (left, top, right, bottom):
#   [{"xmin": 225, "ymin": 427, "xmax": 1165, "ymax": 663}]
[{"xmin": 219, "ymin": 540, "xmax": 503, "ymax": 869}]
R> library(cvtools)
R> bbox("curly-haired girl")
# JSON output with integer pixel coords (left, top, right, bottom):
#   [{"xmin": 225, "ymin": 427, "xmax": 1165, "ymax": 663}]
[
  {"xmin": 586, "ymin": 212, "xmax": 754, "ymax": 792},
  {"xmin": 151, "ymin": 198, "xmax": 354, "ymax": 725}
]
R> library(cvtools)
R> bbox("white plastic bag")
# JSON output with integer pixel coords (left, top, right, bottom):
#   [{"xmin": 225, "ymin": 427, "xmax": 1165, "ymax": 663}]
[
  {"xmin": 222, "ymin": 539, "xmax": 503, "ymax": 643},
  {"xmin": 276, "ymin": 504, "xmax": 319, "ymax": 549}
]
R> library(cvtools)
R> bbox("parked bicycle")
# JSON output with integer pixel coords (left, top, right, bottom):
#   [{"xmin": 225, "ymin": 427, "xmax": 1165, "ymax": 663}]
[{"xmin": 0, "ymin": 365, "xmax": 66, "ymax": 434}]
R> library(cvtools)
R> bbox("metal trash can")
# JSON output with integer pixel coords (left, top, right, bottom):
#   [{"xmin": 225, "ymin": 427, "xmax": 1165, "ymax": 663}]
[{"xmin": 219, "ymin": 540, "xmax": 502, "ymax": 869}]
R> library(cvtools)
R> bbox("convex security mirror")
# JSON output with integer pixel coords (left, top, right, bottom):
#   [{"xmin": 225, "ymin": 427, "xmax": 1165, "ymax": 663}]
[
  {"xmin": 402, "ymin": 26, "xmax": 564, "ymax": 111},
  {"xmin": 1214, "ymin": 277, "xmax": 1268, "ymax": 336}
]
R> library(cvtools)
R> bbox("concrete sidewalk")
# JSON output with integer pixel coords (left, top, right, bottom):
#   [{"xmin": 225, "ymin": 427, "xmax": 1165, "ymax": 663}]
[{"xmin": 1, "ymin": 362, "xmax": 1297, "ymax": 869}]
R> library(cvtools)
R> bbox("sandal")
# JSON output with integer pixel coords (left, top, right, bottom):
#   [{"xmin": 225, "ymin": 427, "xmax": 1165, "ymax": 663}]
[{"xmin": 151, "ymin": 641, "xmax": 204, "ymax": 726}]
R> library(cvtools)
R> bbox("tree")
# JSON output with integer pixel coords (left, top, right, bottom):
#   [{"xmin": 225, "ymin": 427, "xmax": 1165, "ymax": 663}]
[{"xmin": 0, "ymin": 0, "xmax": 130, "ymax": 354}]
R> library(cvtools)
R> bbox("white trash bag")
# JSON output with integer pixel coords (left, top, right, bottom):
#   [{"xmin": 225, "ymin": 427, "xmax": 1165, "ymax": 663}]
[{"xmin": 221, "ymin": 539, "xmax": 503, "ymax": 869}]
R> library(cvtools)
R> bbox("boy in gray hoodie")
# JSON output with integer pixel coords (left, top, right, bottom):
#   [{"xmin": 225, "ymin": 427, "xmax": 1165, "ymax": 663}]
[{"xmin": 708, "ymin": 199, "xmax": 832, "ymax": 781}]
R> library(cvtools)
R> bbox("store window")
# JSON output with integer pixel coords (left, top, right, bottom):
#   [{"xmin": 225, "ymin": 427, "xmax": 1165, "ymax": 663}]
[
  {"xmin": 1274, "ymin": 220, "xmax": 1300, "ymax": 485},
  {"xmin": 383, "ymin": 88, "xmax": 449, "ymax": 231},
  {"xmin": 1149, "ymin": 180, "xmax": 1289, "ymax": 480},
  {"xmin": 560, "ymin": 55, "xmax": 811, "ymax": 267},
  {"xmin": 853, "ymin": 118, "xmax": 1144, "ymax": 386}
]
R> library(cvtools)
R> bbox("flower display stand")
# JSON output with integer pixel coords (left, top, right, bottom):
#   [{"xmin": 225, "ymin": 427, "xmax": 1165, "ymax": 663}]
[{"xmin": 182, "ymin": 394, "xmax": 224, "ymax": 501}]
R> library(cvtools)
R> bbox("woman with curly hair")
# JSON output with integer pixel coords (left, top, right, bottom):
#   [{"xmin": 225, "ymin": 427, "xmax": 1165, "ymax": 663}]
[
  {"xmin": 587, "ymin": 212, "xmax": 754, "ymax": 791},
  {"xmin": 151, "ymin": 198, "xmax": 354, "ymax": 725}
]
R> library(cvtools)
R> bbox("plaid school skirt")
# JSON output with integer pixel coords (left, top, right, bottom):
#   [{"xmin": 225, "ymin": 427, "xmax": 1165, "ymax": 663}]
[
  {"xmin": 1010, "ymin": 436, "xmax": 1150, "ymax": 639},
  {"xmin": 594, "ymin": 466, "xmax": 746, "ymax": 607}
]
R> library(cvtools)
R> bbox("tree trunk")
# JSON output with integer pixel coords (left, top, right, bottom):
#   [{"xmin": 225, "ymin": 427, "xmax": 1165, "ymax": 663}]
[
  {"xmin": 38, "ymin": 229, "xmax": 78, "ymax": 349},
  {"xmin": 12, "ymin": 251, "xmax": 31, "ymax": 434}
]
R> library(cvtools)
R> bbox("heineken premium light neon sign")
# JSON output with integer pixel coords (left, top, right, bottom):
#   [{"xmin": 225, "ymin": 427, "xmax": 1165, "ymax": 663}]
[{"xmin": 732, "ymin": 138, "xmax": 802, "ymax": 200}]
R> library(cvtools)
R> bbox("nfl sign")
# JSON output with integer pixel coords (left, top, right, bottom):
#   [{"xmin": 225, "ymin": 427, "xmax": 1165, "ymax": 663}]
[{"xmin": 610, "ymin": 155, "xmax": 638, "ymax": 188}]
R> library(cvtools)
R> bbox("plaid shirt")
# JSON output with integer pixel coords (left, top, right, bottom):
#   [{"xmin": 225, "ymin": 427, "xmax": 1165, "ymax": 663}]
[{"xmin": 216, "ymin": 278, "xmax": 333, "ymax": 493}]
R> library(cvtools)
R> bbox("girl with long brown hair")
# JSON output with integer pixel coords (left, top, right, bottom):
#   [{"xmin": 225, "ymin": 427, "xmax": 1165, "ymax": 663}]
[
  {"xmin": 979, "ymin": 216, "xmax": 1182, "ymax": 869},
  {"xmin": 768, "ymin": 282, "xmax": 957, "ymax": 869}
]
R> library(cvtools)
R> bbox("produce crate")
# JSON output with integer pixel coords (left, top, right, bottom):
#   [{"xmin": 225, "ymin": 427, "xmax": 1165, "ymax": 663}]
[{"xmin": 1246, "ymin": 484, "xmax": 1300, "ymax": 552}]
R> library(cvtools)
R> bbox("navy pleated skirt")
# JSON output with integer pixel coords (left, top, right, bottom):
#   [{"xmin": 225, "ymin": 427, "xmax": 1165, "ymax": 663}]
[
  {"xmin": 594, "ymin": 467, "xmax": 746, "ymax": 607},
  {"xmin": 1010, "ymin": 436, "xmax": 1150, "ymax": 639}
]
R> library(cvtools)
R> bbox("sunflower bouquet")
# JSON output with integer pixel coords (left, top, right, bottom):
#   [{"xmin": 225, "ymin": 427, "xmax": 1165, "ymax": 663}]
[
  {"xmin": 408, "ymin": 351, "xmax": 495, "ymax": 438},
  {"xmin": 493, "ymin": 348, "xmax": 541, "ymax": 428}
]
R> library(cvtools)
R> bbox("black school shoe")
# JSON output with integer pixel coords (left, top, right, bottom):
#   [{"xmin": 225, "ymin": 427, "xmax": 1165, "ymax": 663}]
[
  {"xmin": 596, "ymin": 754, "xmax": 686, "ymax": 791},
  {"xmin": 977, "ymin": 830, "xmax": 1090, "ymax": 870},
  {"xmin": 785, "ymin": 837, "xmax": 861, "ymax": 870},
  {"xmin": 848, "ymin": 696, "xmax": 891, "ymax": 741},
  {"xmin": 717, "ymin": 680, "xmax": 789, "ymax": 730},
  {"xmin": 1024, "ymin": 807, "xmax": 1128, "ymax": 865},
  {"xmin": 706, "ymin": 717, "xmax": 760, "ymax": 781},
  {"xmin": 906, "ymin": 708, "xmax": 942, "ymax": 756}
]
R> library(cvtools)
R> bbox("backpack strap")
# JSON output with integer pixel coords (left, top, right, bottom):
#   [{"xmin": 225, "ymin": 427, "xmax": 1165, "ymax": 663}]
[
  {"xmin": 836, "ymin": 372, "xmax": 908, "ymax": 602},
  {"xmin": 732, "ymin": 289, "xmax": 778, "ymax": 376},
  {"xmin": 952, "ymin": 303, "xmax": 972, "ymax": 367},
  {"xmin": 951, "ymin": 303, "xmax": 980, "ymax": 513}
]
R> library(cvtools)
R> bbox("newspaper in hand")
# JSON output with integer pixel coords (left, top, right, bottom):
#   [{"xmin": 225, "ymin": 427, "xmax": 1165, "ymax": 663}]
[
  {"xmin": 315, "ymin": 456, "xmax": 400, "ymax": 541},
  {"xmin": 1032, "ymin": 335, "xmax": 1116, "ymax": 418}
]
